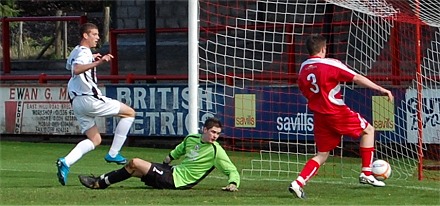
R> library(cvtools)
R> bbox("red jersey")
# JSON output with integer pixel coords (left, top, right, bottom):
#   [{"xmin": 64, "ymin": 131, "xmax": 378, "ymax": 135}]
[{"xmin": 298, "ymin": 56, "xmax": 357, "ymax": 114}]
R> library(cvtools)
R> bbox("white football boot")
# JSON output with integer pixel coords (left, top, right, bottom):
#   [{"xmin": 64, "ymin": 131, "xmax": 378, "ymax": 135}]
[
  {"xmin": 359, "ymin": 173, "xmax": 386, "ymax": 187},
  {"xmin": 288, "ymin": 181, "xmax": 306, "ymax": 199}
]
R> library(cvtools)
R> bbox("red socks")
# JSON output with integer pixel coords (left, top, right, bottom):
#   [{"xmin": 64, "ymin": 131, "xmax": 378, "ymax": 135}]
[
  {"xmin": 296, "ymin": 159, "xmax": 320, "ymax": 187},
  {"xmin": 295, "ymin": 147, "xmax": 375, "ymax": 187},
  {"xmin": 360, "ymin": 147, "xmax": 375, "ymax": 176}
]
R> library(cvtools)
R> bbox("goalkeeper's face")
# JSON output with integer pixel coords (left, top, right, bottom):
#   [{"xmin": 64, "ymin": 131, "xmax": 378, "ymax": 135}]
[{"xmin": 202, "ymin": 126, "xmax": 222, "ymax": 144}]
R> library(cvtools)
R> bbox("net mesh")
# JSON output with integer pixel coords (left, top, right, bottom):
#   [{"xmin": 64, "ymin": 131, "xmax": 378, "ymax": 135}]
[{"xmin": 198, "ymin": 0, "xmax": 440, "ymax": 181}]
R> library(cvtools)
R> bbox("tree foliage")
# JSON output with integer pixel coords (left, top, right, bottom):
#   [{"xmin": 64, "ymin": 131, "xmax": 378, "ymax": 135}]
[
  {"xmin": 15, "ymin": 0, "xmax": 104, "ymax": 16},
  {"xmin": 0, "ymin": 0, "xmax": 20, "ymax": 17}
]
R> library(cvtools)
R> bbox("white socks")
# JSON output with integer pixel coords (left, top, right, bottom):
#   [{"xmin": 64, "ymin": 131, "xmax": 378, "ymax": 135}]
[
  {"xmin": 108, "ymin": 117, "xmax": 134, "ymax": 157},
  {"xmin": 64, "ymin": 139, "xmax": 95, "ymax": 167},
  {"xmin": 63, "ymin": 117, "xmax": 134, "ymax": 165}
]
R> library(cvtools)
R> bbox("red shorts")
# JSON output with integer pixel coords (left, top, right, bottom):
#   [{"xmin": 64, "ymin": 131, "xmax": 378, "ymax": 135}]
[{"xmin": 313, "ymin": 109, "xmax": 369, "ymax": 152}]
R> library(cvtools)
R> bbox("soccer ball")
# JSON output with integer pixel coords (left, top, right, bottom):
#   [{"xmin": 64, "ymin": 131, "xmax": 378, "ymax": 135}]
[{"xmin": 372, "ymin": 159, "xmax": 392, "ymax": 181}]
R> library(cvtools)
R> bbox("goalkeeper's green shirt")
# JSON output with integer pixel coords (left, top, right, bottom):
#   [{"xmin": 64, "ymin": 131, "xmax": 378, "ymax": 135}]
[{"xmin": 170, "ymin": 134, "xmax": 240, "ymax": 189}]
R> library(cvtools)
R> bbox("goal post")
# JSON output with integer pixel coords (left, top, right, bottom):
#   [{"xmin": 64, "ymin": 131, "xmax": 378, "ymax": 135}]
[
  {"xmin": 193, "ymin": 0, "xmax": 440, "ymax": 181},
  {"xmin": 188, "ymin": 0, "xmax": 199, "ymax": 134}
]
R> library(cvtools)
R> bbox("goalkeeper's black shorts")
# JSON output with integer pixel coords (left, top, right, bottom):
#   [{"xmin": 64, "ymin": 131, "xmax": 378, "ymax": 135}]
[{"xmin": 141, "ymin": 162, "xmax": 176, "ymax": 189}]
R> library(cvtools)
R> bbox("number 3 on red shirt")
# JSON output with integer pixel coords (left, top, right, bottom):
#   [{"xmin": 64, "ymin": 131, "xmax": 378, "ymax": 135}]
[{"xmin": 307, "ymin": 73, "xmax": 320, "ymax": 93}]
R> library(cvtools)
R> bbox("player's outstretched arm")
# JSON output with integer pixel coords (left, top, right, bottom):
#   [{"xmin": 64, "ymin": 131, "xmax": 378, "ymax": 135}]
[
  {"xmin": 214, "ymin": 146, "xmax": 241, "ymax": 190},
  {"xmin": 353, "ymin": 74, "xmax": 394, "ymax": 102}
]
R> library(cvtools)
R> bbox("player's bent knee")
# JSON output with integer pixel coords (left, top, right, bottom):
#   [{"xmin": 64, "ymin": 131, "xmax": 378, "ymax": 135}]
[
  {"xmin": 127, "ymin": 158, "xmax": 141, "ymax": 169},
  {"xmin": 86, "ymin": 134, "xmax": 102, "ymax": 146},
  {"xmin": 119, "ymin": 104, "xmax": 135, "ymax": 118},
  {"xmin": 364, "ymin": 124, "xmax": 375, "ymax": 134},
  {"xmin": 93, "ymin": 139, "xmax": 102, "ymax": 146},
  {"xmin": 127, "ymin": 107, "xmax": 135, "ymax": 117}
]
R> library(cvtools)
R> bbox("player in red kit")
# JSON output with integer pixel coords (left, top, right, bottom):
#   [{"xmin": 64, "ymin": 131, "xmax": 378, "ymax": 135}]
[{"xmin": 289, "ymin": 34, "xmax": 394, "ymax": 199}]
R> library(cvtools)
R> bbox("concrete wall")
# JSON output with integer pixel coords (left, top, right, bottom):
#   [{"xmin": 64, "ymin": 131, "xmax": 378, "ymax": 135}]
[
  {"xmin": 111, "ymin": 0, "xmax": 191, "ymax": 75},
  {"xmin": 115, "ymin": 0, "xmax": 188, "ymax": 29}
]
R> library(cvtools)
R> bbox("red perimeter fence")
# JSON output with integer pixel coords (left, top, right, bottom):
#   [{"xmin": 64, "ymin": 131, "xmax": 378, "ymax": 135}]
[{"xmin": 0, "ymin": 16, "xmax": 420, "ymax": 84}]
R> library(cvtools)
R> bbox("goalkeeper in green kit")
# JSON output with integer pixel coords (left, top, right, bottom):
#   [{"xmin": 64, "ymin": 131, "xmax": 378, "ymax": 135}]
[{"xmin": 78, "ymin": 117, "xmax": 240, "ymax": 191}]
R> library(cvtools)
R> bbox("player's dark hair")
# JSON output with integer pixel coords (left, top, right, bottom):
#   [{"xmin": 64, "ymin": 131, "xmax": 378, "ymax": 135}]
[
  {"xmin": 79, "ymin": 23, "xmax": 98, "ymax": 39},
  {"xmin": 306, "ymin": 34, "xmax": 327, "ymax": 55},
  {"xmin": 204, "ymin": 117, "xmax": 222, "ymax": 130}
]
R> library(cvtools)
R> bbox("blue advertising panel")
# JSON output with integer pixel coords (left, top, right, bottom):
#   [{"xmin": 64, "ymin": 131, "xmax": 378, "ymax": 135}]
[
  {"xmin": 223, "ymin": 86, "xmax": 406, "ymax": 142},
  {"xmin": 105, "ymin": 84, "xmax": 406, "ymax": 143},
  {"xmin": 222, "ymin": 86, "xmax": 311, "ymax": 140},
  {"xmin": 341, "ymin": 88, "xmax": 407, "ymax": 143},
  {"xmin": 105, "ymin": 84, "xmax": 220, "ymax": 136}
]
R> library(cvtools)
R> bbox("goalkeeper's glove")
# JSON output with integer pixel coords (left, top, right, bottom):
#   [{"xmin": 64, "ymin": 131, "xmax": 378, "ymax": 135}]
[{"xmin": 222, "ymin": 182, "xmax": 238, "ymax": 192}]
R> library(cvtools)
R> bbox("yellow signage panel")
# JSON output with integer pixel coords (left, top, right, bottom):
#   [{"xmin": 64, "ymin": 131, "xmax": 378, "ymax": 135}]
[
  {"xmin": 235, "ymin": 94, "xmax": 256, "ymax": 128},
  {"xmin": 372, "ymin": 96, "xmax": 395, "ymax": 131}
]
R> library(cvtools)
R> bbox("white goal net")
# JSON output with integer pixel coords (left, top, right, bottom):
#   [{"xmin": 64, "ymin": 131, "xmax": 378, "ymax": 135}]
[{"xmin": 198, "ymin": 0, "xmax": 440, "ymax": 181}]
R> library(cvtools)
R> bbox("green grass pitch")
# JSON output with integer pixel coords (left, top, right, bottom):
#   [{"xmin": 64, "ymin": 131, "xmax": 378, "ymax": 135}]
[{"xmin": 0, "ymin": 140, "xmax": 439, "ymax": 205}]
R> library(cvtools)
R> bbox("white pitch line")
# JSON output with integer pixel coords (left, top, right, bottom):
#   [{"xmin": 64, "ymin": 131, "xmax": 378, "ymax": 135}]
[{"xmin": 0, "ymin": 168, "xmax": 50, "ymax": 173}]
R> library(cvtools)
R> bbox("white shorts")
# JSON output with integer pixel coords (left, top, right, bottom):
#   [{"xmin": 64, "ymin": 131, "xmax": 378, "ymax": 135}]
[{"xmin": 71, "ymin": 95, "xmax": 121, "ymax": 133}]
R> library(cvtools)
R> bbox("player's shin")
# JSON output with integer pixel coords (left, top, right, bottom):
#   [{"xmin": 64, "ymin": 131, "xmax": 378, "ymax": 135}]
[
  {"xmin": 98, "ymin": 167, "xmax": 132, "ymax": 188},
  {"xmin": 109, "ymin": 117, "xmax": 134, "ymax": 156},
  {"xmin": 360, "ymin": 147, "xmax": 375, "ymax": 176},
  {"xmin": 296, "ymin": 159, "xmax": 320, "ymax": 187}
]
